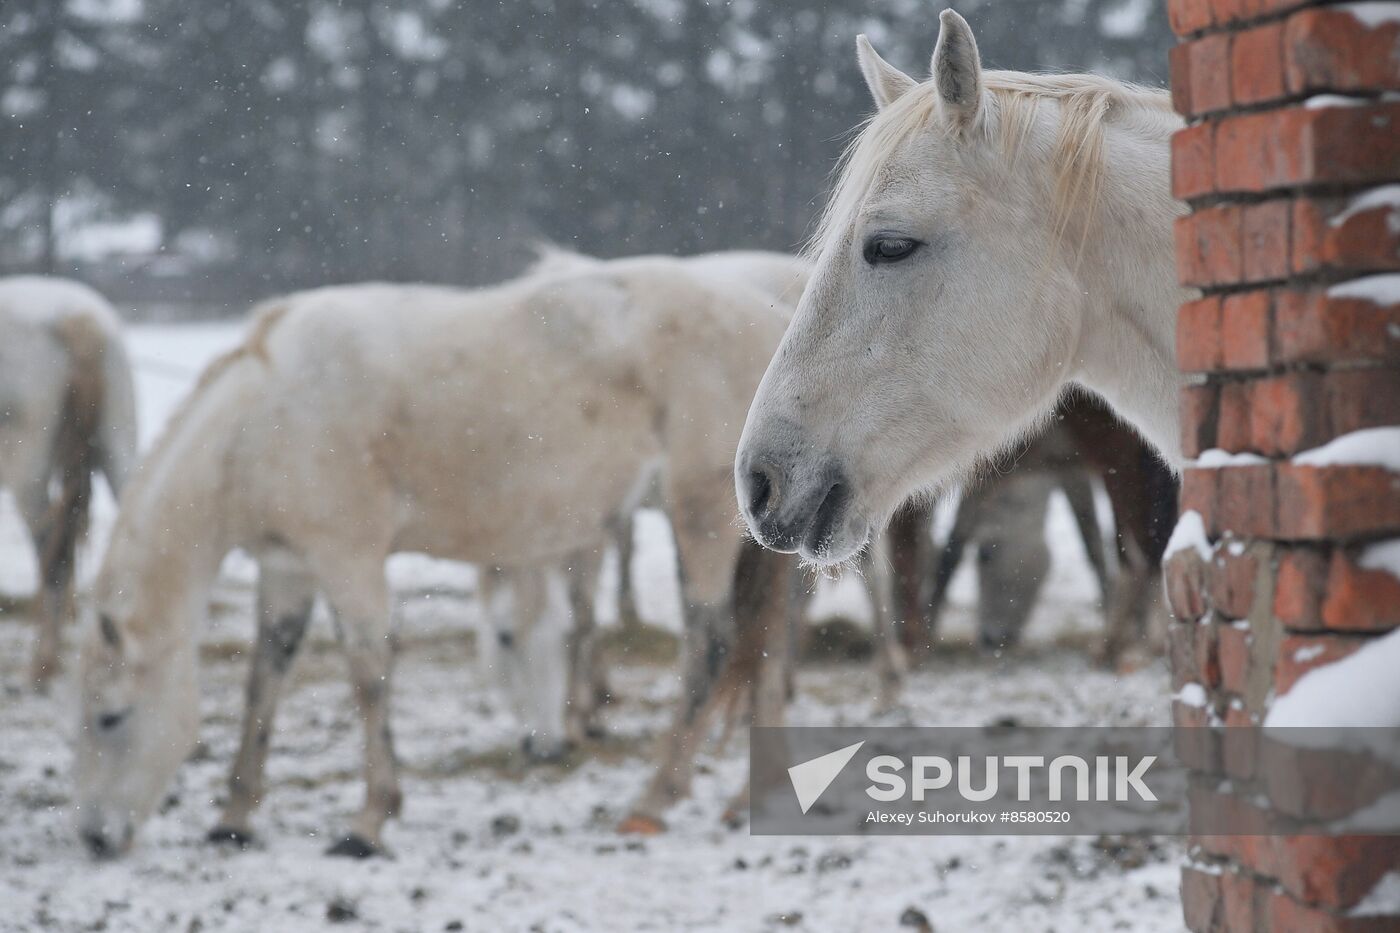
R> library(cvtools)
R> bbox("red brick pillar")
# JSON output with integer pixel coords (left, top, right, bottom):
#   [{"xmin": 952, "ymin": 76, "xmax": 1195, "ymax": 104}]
[{"xmin": 1164, "ymin": 1, "xmax": 1400, "ymax": 929}]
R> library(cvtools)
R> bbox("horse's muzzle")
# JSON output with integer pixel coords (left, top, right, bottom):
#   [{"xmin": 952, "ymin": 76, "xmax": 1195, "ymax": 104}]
[{"xmin": 737, "ymin": 453, "xmax": 852, "ymax": 560}]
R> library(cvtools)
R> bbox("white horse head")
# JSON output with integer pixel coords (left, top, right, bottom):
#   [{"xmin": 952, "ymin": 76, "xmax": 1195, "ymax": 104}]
[
  {"xmin": 736, "ymin": 10, "xmax": 1184, "ymax": 565},
  {"xmin": 72, "ymin": 592, "xmax": 200, "ymax": 858}
]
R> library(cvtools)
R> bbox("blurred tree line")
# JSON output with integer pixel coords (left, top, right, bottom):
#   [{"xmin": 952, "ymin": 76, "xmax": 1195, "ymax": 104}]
[{"xmin": 0, "ymin": 0, "xmax": 1170, "ymax": 304}]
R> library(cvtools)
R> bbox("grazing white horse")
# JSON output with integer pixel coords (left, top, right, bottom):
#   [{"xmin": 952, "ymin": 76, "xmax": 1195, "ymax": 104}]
[
  {"xmin": 736, "ymin": 10, "xmax": 1188, "ymax": 566},
  {"xmin": 73, "ymin": 252, "xmax": 805, "ymax": 858},
  {"xmin": 0, "ymin": 277, "xmax": 136, "ymax": 688}
]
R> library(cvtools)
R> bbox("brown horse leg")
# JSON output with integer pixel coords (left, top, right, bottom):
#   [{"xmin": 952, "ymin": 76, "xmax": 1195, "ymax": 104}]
[
  {"xmin": 16, "ymin": 479, "xmax": 73, "ymax": 691},
  {"xmin": 864, "ymin": 535, "xmax": 907, "ymax": 713},
  {"xmin": 210, "ymin": 557, "xmax": 316, "ymax": 845},
  {"xmin": 722, "ymin": 546, "xmax": 795, "ymax": 825},
  {"xmin": 886, "ymin": 502, "xmax": 932, "ymax": 658}
]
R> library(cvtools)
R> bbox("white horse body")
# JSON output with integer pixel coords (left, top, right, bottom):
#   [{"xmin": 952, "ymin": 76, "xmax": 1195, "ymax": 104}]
[
  {"xmin": 75, "ymin": 252, "xmax": 807, "ymax": 856},
  {"xmin": 736, "ymin": 10, "xmax": 1189, "ymax": 565},
  {"xmin": 0, "ymin": 276, "xmax": 137, "ymax": 686}
]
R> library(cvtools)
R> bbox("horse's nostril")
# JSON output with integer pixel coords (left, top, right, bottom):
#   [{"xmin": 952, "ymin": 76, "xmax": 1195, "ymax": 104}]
[{"xmin": 748, "ymin": 470, "xmax": 772, "ymax": 516}]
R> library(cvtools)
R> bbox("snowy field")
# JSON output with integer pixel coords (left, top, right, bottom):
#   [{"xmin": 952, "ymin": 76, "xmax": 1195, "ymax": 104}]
[{"xmin": 0, "ymin": 321, "xmax": 1182, "ymax": 932}]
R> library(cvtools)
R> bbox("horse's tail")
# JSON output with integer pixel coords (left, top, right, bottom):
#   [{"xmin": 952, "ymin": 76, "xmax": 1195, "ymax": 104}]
[
  {"xmin": 93, "ymin": 321, "xmax": 138, "ymax": 497},
  {"xmin": 39, "ymin": 315, "xmax": 108, "ymax": 592}
]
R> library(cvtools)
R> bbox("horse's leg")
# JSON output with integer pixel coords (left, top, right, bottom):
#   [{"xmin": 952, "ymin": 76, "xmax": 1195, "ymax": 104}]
[
  {"xmin": 925, "ymin": 486, "xmax": 984, "ymax": 641},
  {"xmin": 564, "ymin": 550, "xmax": 606, "ymax": 742},
  {"xmin": 314, "ymin": 555, "xmax": 400, "ymax": 857},
  {"xmin": 612, "ymin": 511, "xmax": 643, "ymax": 634},
  {"xmin": 1060, "ymin": 471, "xmax": 1111, "ymax": 608},
  {"xmin": 723, "ymin": 547, "xmax": 797, "ymax": 825},
  {"xmin": 1097, "ymin": 466, "xmax": 1152, "ymax": 666},
  {"xmin": 622, "ymin": 492, "xmax": 743, "ymax": 831},
  {"xmin": 209, "ymin": 556, "xmax": 316, "ymax": 845},
  {"xmin": 864, "ymin": 534, "xmax": 907, "ymax": 713},
  {"xmin": 886, "ymin": 502, "xmax": 932, "ymax": 659},
  {"xmin": 15, "ymin": 476, "xmax": 68, "ymax": 690}
]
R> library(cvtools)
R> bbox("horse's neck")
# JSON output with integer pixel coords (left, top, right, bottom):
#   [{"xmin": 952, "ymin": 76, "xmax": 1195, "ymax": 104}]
[
  {"xmin": 104, "ymin": 366, "xmax": 247, "ymax": 645},
  {"xmin": 1069, "ymin": 112, "xmax": 1190, "ymax": 466}
]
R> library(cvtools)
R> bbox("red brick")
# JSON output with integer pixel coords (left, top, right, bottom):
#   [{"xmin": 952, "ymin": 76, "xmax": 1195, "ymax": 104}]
[
  {"xmin": 1169, "ymin": 43, "xmax": 1195, "ymax": 117},
  {"xmin": 1178, "ymin": 296, "xmax": 1224, "ymax": 372},
  {"xmin": 1241, "ymin": 200, "xmax": 1291, "ymax": 283},
  {"xmin": 1210, "ymin": 542, "xmax": 1259, "ymax": 621},
  {"xmin": 1177, "ymin": 206, "xmax": 1244, "ymax": 288},
  {"xmin": 1168, "ymin": 0, "xmax": 1214, "ymax": 37},
  {"xmin": 1248, "ymin": 372, "xmax": 1323, "ymax": 456},
  {"xmin": 1220, "ymin": 868, "xmax": 1262, "ymax": 932},
  {"xmin": 1191, "ymin": 33, "xmax": 1233, "ymax": 116},
  {"xmin": 1219, "ymin": 463, "xmax": 1276, "ymax": 537},
  {"xmin": 1269, "ymin": 890, "xmax": 1400, "ymax": 933},
  {"xmin": 1181, "ymin": 866, "xmax": 1223, "ymax": 933},
  {"xmin": 1172, "ymin": 122, "xmax": 1218, "ymax": 201},
  {"xmin": 1231, "ymin": 21, "xmax": 1285, "ymax": 106},
  {"xmin": 1310, "ymin": 103, "xmax": 1400, "ymax": 188},
  {"xmin": 1215, "ymin": 107, "xmax": 1310, "ymax": 194},
  {"xmin": 1166, "ymin": 543, "xmax": 1213, "ymax": 623},
  {"xmin": 1275, "ymin": 464, "xmax": 1400, "ymax": 540},
  {"xmin": 1275, "ymin": 546, "xmax": 1329, "ymax": 629},
  {"xmin": 1285, "ymin": 7, "xmax": 1400, "ymax": 97},
  {"xmin": 1276, "ymin": 633, "xmax": 1366, "ymax": 694},
  {"xmin": 1293, "ymin": 192, "xmax": 1400, "ymax": 277},
  {"xmin": 1274, "ymin": 288, "xmax": 1400, "ymax": 367},
  {"xmin": 1182, "ymin": 467, "xmax": 1221, "ymax": 538},
  {"xmin": 1182, "ymin": 383, "xmax": 1222, "ymax": 460},
  {"xmin": 1221, "ymin": 290, "xmax": 1273, "ymax": 369},
  {"xmin": 1322, "ymin": 546, "xmax": 1400, "ymax": 632},
  {"xmin": 1264, "ymin": 737, "xmax": 1400, "ymax": 824},
  {"xmin": 1270, "ymin": 835, "xmax": 1400, "ymax": 911},
  {"xmin": 1323, "ymin": 369, "xmax": 1400, "ymax": 446},
  {"xmin": 1217, "ymin": 621, "xmax": 1252, "ymax": 691},
  {"xmin": 1168, "ymin": 620, "xmax": 1202, "ymax": 688},
  {"xmin": 1214, "ymin": 103, "xmax": 1400, "ymax": 195},
  {"xmin": 1216, "ymin": 381, "xmax": 1252, "ymax": 452}
]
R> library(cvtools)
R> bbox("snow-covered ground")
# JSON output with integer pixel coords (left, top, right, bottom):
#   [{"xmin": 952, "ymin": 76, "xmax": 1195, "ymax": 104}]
[{"xmin": 0, "ymin": 321, "xmax": 1181, "ymax": 932}]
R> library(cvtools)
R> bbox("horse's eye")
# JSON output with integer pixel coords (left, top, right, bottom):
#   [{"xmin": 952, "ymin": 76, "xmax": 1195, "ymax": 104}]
[
  {"xmin": 863, "ymin": 235, "xmax": 921, "ymax": 265},
  {"xmin": 97, "ymin": 708, "xmax": 130, "ymax": 731}
]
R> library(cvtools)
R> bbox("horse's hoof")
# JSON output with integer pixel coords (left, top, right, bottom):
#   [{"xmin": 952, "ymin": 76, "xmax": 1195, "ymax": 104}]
[
  {"xmin": 720, "ymin": 807, "xmax": 747, "ymax": 830},
  {"xmin": 617, "ymin": 813, "xmax": 666, "ymax": 835},
  {"xmin": 207, "ymin": 825, "xmax": 255, "ymax": 848},
  {"xmin": 325, "ymin": 834, "xmax": 380, "ymax": 859}
]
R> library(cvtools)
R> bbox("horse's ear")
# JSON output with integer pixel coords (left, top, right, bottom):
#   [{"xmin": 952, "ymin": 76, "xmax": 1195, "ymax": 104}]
[
  {"xmin": 930, "ymin": 9, "xmax": 982, "ymax": 130},
  {"xmin": 856, "ymin": 35, "xmax": 916, "ymax": 111}
]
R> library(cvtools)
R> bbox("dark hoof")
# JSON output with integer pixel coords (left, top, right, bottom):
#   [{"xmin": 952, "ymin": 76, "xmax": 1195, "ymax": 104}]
[
  {"xmin": 207, "ymin": 825, "xmax": 255, "ymax": 848},
  {"xmin": 521, "ymin": 736, "xmax": 573, "ymax": 764},
  {"xmin": 325, "ymin": 834, "xmax": 380, "ymax": 859},
  {"xmin": 720, "ymin": 807, "xmax": 747, "ymax": 830}
]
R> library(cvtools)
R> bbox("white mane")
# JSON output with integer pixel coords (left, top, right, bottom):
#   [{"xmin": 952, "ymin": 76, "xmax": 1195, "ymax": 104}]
[{"xmin": 810, "ymin": 71, "xmax": 1176, "ymax": 257}]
